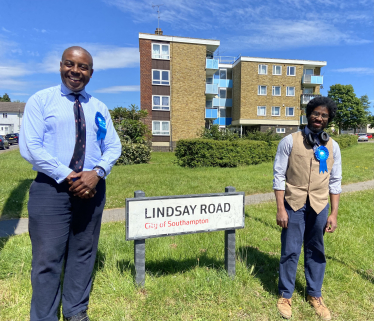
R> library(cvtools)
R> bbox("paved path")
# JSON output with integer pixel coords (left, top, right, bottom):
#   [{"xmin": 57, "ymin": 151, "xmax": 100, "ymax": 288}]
[{"xmin": 1, "ymin": 180, "xmax": 373, "ymax": 238}]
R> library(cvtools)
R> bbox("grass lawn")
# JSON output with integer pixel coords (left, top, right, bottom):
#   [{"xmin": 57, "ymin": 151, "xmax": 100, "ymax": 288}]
[
  {"xmin": 0, "ymin": 190, "xmax": 373, "ymax": 320},
  {"xmin": 0, "ymin": 143, "xmax": 373, "ymax": 219}
]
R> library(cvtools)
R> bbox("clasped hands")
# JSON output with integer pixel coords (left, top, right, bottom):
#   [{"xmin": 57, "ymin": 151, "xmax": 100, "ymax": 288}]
[{"xmin": 66, "ymin": 171, "xmax": 100, "ymax": 199}]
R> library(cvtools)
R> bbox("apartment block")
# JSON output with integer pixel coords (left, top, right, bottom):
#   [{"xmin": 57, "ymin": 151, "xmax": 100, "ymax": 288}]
[{"xmin": 139, "ymin": 30, "xmax": 326, "ymax": 150}]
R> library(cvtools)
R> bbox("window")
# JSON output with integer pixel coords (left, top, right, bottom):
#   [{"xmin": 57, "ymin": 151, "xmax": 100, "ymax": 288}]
[
  {"xmin": 206, "ymin": 77, "xmax": 213, "ymax": 84},
  {"xmin": 287, "ymin": 66, "xmax": 296, "ymax": 76},
  {"xmin": 2, "ymin": 113, "xmax": 7, "ymax": 118},
  {"xmin": 303, "ymin": 87, "xmax": 313, "ymax": 94},
  {"xmin": 152, "ymin": 43, "xmax": 170, "ymax": 59},
  {"xmin": 258, "ymin": 85, "xmax": 267, "ymax": 95},
  {"xmin": 220, "ymin": 69, "xmax": 227, "ymax": 79},
  {"xmin": 272, "ymin": 106, "xmax": 280, "ymax": 116},
  {"xmin": 152, "ymin": 95, "xmax": 170, "ymax": 110},
  {"xmin": 206, "ymin": 100, "xmax": 213, "ymax": 108},
  {"xmin": 152, "ymin": 70, "xmax": 170, "ymax": 85},
  {"xmin": 273, "ymin": 65, "xmax": 282, "ymax": 75},
  {"xmin": 219, "ymin": 108, "xmax": 226, "ymax": 118},
  {"xmin": 304, "ymin": 68, "xmax": 314, "ymax": 75},
  {"xmin": 257, "ymin": 106, "xmax": 266, "ymax": 116},
  {"xmin": 219, "ymin": 88, "xmax": 227, "ymax": 98},
  {"xmin": 272, "ymin": 86, "xmax": 281, "ymax": 96},
  {"xmin": 276, "ymin": 128, "xmax": 285, "ymax": 133},
  {"xmin": 286, "ymin": 87, "xmax": 295, "ymax": 96},
  {"xmin": 258, "ymin": 64, "xmax": 267, "ymax": 75},
  {"xmin": 286, "ymin": 107, "xmax": 295, "ymax": 116},
  {"xmin": 152, "ymin": 121, "xmax": 170, "ymax": 135}
]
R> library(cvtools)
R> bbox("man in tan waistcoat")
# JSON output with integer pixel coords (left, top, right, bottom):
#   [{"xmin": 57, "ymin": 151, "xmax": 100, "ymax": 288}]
[{"xmin": 273, "ymin": 97, "xmax": 341, "ymax": 320}]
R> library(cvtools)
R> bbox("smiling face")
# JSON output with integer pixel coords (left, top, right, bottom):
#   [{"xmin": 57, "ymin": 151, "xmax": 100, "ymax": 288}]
[
  {"xmin": 307, "ymin": 105, "xmax": 330, "ymax": 133},
  {"xmin": 60, "ymin": 48, "xmax": 94, "ymax": 92}
]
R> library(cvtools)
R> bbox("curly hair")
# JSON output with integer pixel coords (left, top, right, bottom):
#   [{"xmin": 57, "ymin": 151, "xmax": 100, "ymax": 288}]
[{"xmin": 306, "ymin": 96, "xmax": 337, "ymax": 123}]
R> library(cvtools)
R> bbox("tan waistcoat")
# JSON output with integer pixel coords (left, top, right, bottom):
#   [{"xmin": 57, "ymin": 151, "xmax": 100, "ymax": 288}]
[{"xmin": 285, "ymin": 131, "xmax": 334, "ymax": 214}]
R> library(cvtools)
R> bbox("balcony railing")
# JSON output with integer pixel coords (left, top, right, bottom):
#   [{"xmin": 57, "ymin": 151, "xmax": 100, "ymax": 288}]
[
  {"xmin": 213, "ymin": 79, "xmax": 233, "ymax": 88},
  {"xmin": 205, "ymin": 84, "xmax": 218, "ymax": 95},
  {"xmin": 213, "ymin": 117, "xmax": 232, "ymax": 126},
  {"xmin": 301, "ymin": 94, "xmax": 322, "ymax": 105},
  {"xmin": 213, "ymin": 98, "xmax": 232, "ymax": 107},
  {"xmin": 205, "ymin": 108, "xmax": 218, "ymax": 119},
  {"xmin": 302, "ymin": 75, "xmax": 323, "ymax": 85},
  {"xmin": 206, "ymin": 58, "xmax": 219, "ymax": 70}
]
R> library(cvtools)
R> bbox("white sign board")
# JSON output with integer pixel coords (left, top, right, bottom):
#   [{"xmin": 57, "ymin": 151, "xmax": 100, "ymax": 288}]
[{"xmin": 126, "ymin": 192, "xmax": 245, "ymax": 240}]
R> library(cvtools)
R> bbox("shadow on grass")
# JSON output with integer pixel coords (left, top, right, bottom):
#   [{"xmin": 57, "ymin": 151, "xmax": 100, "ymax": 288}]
[
  {"xmin": 238, "ymin": 245, "xmax": 306, "ymax": 297},
  {"xmin": 91, "ymin": 249, "xmax": 107, "ymax": 290}
]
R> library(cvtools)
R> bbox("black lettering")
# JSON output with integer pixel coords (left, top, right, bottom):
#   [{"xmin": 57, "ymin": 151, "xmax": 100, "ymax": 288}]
[
  {"xmin": 166, "ymin": 207, "xmax": 174, "ymax": 217},
  {"xmin": 157, "ymin": 207, "xmax": 165, "ymax": 218},
  {"xmin": 224, "ymin": 203, "xmax": 231, "ymax": 212},
  {"xmin": 201, "ymin": 204, "xmax": 207, "ymax": 214},
  {"xmin": 216, "ymin": 203, "xmax": 223, "ymax": 213},
  {"xmin": 183, "ymin": 206, "xmax": 190, "ymax": 215},
  {"xmin": 190, "ymin": 205, "xmax": 197, "ymax": 214},
  {"xmin": 145, "ymin": 208, "xmax": 151, "ymax": 219},
  {"xmin": 175, "ymin": 206, "xmax": 182, "ymax": 216},
  {"xmin": 153, "ymin": 208, "xmax": 155, "ymax": 218},
  {"xmin": 208, "ymin": 204, "xmax": 215, "ymax": 214}
]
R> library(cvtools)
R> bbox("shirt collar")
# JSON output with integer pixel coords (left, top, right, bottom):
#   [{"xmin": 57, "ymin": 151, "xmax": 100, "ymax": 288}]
[{"xmin": 60, "ymin": 82, "xmax": 88, "ymax": 100}]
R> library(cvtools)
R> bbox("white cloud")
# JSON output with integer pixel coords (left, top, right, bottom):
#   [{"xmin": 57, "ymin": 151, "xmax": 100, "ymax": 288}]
[
  {"xmin": 2, "ymin": 27, "xmax": 10, "ymax": 33},
  {"xmin": 331, "ymin": 68, "xmax": 374, "ymax": 75},
  {"xmin": 94, "ymin": 85, "xmax": 140, "ymax": 93}
]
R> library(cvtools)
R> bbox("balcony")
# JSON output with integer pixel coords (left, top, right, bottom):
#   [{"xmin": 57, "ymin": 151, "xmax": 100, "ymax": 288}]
[
  {"xmin": 302, "ymin": 75, "xmax": 323, "ymax": 85},
  {"xmin": 213, "ymin": 117, "xmax": 232, "ymax": 126},
  {"xmin": 301, "ymin": 94, "xmax": 322, "ymax": 105},
  {"xmin": 213, "ymin": 98, "xmax": 232, "ymax": 107},
  {"xmin": 206, "ymin": 58, "xmax": 219, "ymax": 76},
  {"xmin": 205, "ymin": 84, "xmax": 218, "ymax": 96},
  {"xmin": 205, "ymin": 108, "xmax": 218, "ymax": 119},
  {"xmin": 213, "ymin": 79, "xmax": 233, "ymax": 88}
]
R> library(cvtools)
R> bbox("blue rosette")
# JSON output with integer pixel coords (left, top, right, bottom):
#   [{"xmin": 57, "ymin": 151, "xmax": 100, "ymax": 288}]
[
  {"xmin": 95, "ymin": 112, "xmax": 107, "ymax": 141},
  {"xmin": 314, "ymin": 146, "xmax": 329, "ymax": 173}
]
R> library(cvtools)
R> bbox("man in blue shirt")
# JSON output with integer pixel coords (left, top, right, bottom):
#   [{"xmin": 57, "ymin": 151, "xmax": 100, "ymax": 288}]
[{"xmin": 20, "ymin": 46, "xmax": 121, "ymax": 321}]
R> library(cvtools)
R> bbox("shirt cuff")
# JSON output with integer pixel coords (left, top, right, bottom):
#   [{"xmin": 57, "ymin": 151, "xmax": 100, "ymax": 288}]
[
  {"xmin": 329, "ymin": 187, "xmax": 342, "ymax": 194},
  {"xmin": 95, "ymin": 161, "xmax": 111, "ymax": 178},
  {"xmin": 51, "ymin": 165, "xmax": 74, "ymax": 184},
  {"xmin": 272, "ymin": 179, "xmax": 286, "ymax": 191}
]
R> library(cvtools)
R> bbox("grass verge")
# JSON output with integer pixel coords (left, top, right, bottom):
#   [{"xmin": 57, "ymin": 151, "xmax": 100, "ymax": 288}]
[
  {"xmin": 0, "ymin": 190, "xmax": 373, "ymax": 320},
  {"xmin": 0, "ymin": 143, "xmax": 373, "ymax": 219}
]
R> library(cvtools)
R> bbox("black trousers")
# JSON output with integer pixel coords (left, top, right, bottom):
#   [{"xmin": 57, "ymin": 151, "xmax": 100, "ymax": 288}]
[{"xmin": 28, "ymin": 173, "xmax": 106, "ymax": 321}]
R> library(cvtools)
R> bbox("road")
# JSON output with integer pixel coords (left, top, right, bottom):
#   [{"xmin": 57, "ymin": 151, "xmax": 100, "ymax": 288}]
[{"xmin": 0, "ymin": 144, "xmax": 19, "ymax": 154}]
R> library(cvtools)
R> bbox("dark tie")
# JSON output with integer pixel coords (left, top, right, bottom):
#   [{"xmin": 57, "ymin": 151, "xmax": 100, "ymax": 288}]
[{"xmin": 69, "ymin": 94, "xmax": 86, "ymax": 173}]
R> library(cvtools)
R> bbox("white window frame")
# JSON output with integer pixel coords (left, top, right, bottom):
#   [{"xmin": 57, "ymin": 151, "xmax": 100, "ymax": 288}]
[
  {"xmin": 219, "ymin": 107, "xmax": 226, "ymax": 118},
  {"xmin": 152, "ymin": 69, "xmax": 170, "ymax": 85},
  {"xmin": 287, "ymin": 66, "xmax": 296, "ymax": 76},
  {"xmin": 257, "ymin": 106, "xmax": 266, "ymax": 116},
  {"xmin": 219, "ymin": 88, "xmax": 227, "ymax": 99},
  {"xmin": 152, "ymin": 121, "xmax": 170, "ymax": 136},
  {"xmin": 219, "ymin": 69, "xmax": 227, "ymax": 79},
  {"xmin": 286, "ymin": 107, "xmax": 295, "ymax": 117},
  {"xmin": 152, "ymin": 95, "xmax": 170, "ymax": 111},
  {"xmin": 258, "ymin": 64, "xmax": 268, "ymax": 75},
  {"xmin": 272, "ymin": 106, "xmax": 281, "ymax": 116},
  {"xmin": 272, "ymin": 86, "xmax": 281, "ymax": 96},
  {"xmin": 276, "ymin": 128, "xmax": 285, "ymax": 133},
  {"xmin": 273, "ymin": 65, "xmax": 282, "ymax": 75},
  {"xmin": 258, "ymin": 85, "xmax": 267, "ymax": 95},
  {"xmin": 152, "ymin": 43, "xmax": 170, "ymax": 60},
  {"xmin": 286, "ymin": 86, "xmax": 295, "ymax": 96}
]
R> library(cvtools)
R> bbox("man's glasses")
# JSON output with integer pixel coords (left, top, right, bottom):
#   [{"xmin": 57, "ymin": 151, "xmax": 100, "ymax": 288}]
[{"xmin": 311, "ymin": 111, "xmax": 329, "ymax": 119}]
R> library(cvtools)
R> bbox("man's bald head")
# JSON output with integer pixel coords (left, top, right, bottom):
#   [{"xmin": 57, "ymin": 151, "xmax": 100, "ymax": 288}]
[{"xmin": 62, "ymin": 46, "xmax": 93, "ymax": 67}]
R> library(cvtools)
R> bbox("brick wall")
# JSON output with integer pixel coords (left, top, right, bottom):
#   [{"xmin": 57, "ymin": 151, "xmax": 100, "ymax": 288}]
[
  {"xmin": 239, "ymin": 61, "xmax": 302, "ymax": 121},
  {"xmin": 232, "ymin": 63, "xmax": 242, "ymax": 122},
  {"xmin": 139, "ymin": 39, "xmax": 152, "ymax": 131},
  {"xmin": 170, "ymin": 43, "xmax": 206, "ymax": 141}
]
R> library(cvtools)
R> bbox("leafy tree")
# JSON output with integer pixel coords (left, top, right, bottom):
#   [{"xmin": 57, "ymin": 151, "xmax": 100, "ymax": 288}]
[
  {"xmin": 368, "ymin": 115, "xmax": 374, "ymax": 129},
  {"xmin": 0, "ymin": 93, "xmax": 11, "ymax": 102},
  {"xmin": 110, "ymin": 104, "xmax": 151, "ymax": 165},
  {"xmin": 328, "ymin": 84, "xmax": 367, "ymax": 134}
]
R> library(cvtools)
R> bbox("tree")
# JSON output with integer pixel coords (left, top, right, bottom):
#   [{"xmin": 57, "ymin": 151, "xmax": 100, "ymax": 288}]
[
  {"xmin": 328, "ymin": 84, "xmax": 368, "ymax": 134},
  {"xmin": 0, "ymin": 93, "xmax": 11, "ymax": 102},
  {"xmin": 110, "ymin": 104, "xmax": 151, "ymax": 165}
]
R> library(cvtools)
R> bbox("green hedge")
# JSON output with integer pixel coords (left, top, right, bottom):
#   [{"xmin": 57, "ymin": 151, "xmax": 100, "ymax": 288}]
[
  {"xmin": 332, "ymin": 134, "xmax": 358, "ymax": 149},
  {"xmin": 175, "ymin": 139, "xmax": 279, "ymax": 167},
  {"xmin": 116, "ymin": 142, "xmax": 151, "ymax": 165}
]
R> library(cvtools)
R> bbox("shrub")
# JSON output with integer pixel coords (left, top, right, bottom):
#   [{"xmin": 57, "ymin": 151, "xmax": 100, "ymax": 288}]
[
  {"xmin": 110, "ymin": 105, "xmax": 151, "ymax": 165},
  {"xmin": 199, "ymin": 125, "xmax": 239, "ymax": 141},
  {"xmin": 244, "ymin": 129, "xmax": 283, "ymax": 142},
  {"xmin": 333, "ymin": 134, "xmax": 358, "ymax": 149},
  {"xmin": 175, "ymin": 139, "xmax": 278, "ymax": 167}
]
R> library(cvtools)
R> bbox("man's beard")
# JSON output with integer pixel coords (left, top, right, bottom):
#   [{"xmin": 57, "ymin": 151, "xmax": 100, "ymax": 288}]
[{"xmin": 307, "ymin": 121, "xmax": 326, "ymax": 133}]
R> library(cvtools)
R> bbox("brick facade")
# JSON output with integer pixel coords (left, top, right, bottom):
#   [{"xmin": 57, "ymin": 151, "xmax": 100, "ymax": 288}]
[{"xmin": 139, "ymin": 39, "xmax": 153, "ymax": 131}]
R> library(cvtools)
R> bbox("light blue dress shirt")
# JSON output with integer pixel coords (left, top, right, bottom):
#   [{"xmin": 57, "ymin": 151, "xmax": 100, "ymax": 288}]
[
  {"xmin": 273, "ymin": 127, "xmax": 342, "ymax": 194},
  {"xmin": 20, "ymin": 83, "xmax": 122, "ymax": 184}
]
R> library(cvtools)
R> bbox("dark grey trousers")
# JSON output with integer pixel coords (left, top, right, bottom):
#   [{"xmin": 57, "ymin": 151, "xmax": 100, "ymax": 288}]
[{"xmin": 28, "ymin": 172, "xmax": 105, "ymax": 321}]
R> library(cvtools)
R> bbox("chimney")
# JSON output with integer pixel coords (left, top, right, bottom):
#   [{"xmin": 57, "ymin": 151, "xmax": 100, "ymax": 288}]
[{"xmin": 155, "ymin": 28, "xmax": 163, "ymax": 35}]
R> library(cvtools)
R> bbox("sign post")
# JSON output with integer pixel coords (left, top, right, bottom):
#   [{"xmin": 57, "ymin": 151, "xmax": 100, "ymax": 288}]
[{"xmin": 126, "ymin": 187, "xmax": 245, "ymax": 286}]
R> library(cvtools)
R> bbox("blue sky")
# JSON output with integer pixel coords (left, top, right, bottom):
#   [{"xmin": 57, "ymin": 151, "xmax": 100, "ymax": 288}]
[{"xmin": 0, "ymin": 0, "xmax": 373, "ymax": 111}]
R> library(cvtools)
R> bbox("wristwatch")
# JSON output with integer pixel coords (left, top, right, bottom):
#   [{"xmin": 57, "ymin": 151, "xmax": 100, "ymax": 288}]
[{"xmin": 93, "ymin": 166, "xmax": 106, "ymax": 179}]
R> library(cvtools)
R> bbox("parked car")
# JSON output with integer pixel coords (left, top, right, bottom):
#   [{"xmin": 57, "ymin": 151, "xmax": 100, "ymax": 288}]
[
  {"xmin": 0, "ymin": 135, "xmax": 10, "ymax": 149},
  {"xmin": 5, "ymin": 133, "xmax": 19, "ymax": 145},
  {"xmin": 357, "ymin": 134, "xmax": 369, "ymax": 142},
  {"xmin": 367, "ymin": 133, "xmax": 373, "ymax": 139}
]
